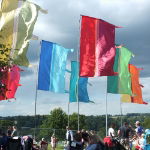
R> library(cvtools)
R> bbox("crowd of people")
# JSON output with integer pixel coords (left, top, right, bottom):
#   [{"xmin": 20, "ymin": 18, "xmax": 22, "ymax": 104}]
[
  {"xmin": 0, "ymin": 126, "xmax": 18, "ymax": 149},
  {"xmin": 0, "ymin": 121, "xmax": 148, "ymax": 150},
  {"xmin": 64, "ymin": 121, "xmax": 147, "ymax": 150}
]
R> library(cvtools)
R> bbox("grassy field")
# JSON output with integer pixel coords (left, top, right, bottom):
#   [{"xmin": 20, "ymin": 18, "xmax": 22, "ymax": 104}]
[{"xmin": 47, "ymin": 143, "xmax": 64, "ymax": 150}]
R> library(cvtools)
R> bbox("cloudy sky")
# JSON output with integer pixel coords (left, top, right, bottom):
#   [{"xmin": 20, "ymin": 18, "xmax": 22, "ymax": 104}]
[{"xmin": 0, "ymin": 0, "xmax": 150, "ymax": 117}]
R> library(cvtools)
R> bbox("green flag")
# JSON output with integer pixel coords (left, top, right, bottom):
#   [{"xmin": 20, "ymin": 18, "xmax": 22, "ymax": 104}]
[{"xmin": 107, "ymin": 46, "xmax": 133, "ymax": 95}]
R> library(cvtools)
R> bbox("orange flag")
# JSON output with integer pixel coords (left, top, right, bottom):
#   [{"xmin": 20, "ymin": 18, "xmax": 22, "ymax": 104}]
[{"xmin": 121, "ymin": 64, "xmax": 147, "ymax": 104}]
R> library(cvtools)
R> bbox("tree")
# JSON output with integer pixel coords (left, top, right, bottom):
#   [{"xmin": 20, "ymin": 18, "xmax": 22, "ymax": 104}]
[
  {"xmin": 48, "ymin": 107, "xmax": 68, "ymax": 129},
  {"xmin": 38, "ymin": 108, "xmax": 67, "ymax": 140},
  {"xmin": 69, "ymin": 113, "xmax": 86, "ymax": 130},
  {"xmin": 143, "ymin": 117, "xmax": 150, "ymax": 129}
]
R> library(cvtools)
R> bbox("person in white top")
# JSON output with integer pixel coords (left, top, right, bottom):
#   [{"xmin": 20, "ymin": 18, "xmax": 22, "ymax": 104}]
[
  {"xmin": 65, "ymin": 126, "xmax": 74, "ymax": 150},
  {"xmin": 51, "ymin": 134, "xmax": 57, "ymax": 150},
  {"xmin": 138, "ymin": 134, "xmax": 146, "ymax": 150},
  {"xmin": 108, "ymin": 123, "xmax": 115, "ymax": 137},
  {"xmin": 66, "ymin": 126, "xmax": 74, "ymax": 141}
]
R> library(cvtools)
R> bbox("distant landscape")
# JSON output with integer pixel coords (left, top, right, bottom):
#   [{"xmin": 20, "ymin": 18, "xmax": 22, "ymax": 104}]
[{"xmin": 0, "ymin": 108, "xmax": 150, "ymax": 141}]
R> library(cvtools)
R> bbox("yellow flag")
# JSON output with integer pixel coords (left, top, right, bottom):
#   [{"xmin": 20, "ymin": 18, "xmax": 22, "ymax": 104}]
[
  {"xmin": 0, "ymin": 0, "xmax": 40, "ymax": 66},
  {"xmin": 121, "ymin": 94, "xmax": 131, "ymax": 103},
  {"xmin": 0, "ymin": 0, "xmax": 18, "ymax": 63}
]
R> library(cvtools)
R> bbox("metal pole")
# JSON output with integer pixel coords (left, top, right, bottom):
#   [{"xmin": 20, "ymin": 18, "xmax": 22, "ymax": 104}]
[
  {"xmin": 105, "ymin": 76, "xmax": 109, "ymax": 136},
  {"xmin": 34, "ymin": 40, "xmax": 41, "ymax": 139},
  {"xmin": 34, "ymin": 80, "xmax": 38, "ymax": 139},
  {"xmin": 76, "ymin": 16, "xmax": 82, "ymax": 131},
  {"xmin": 120, "ymin": 100, "xmax": 123, "ymax": 127},
  {"xmin": 68, "ymin": 102, "xmax": 70, "ymax": 127},
  {"xmin": 105, "ymin": 92, "xmax": 108, "ymax": 136},
  {"xmin": 77, "ymin": 99, "xmax": 80, "ymax": 131}
]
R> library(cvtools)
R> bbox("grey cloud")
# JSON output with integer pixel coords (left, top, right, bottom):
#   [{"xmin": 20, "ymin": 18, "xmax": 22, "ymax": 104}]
[
  {"xmin": 1, "ymin": 0, "xmax": 150, "ymax": 116},
  {"xmin": 31, "ymin": 0, "xmax": 150, "ymax": 77}
]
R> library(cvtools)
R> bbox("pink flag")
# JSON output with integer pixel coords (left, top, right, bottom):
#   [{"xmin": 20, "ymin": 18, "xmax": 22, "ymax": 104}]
[
  {"xmin": 6, "ymin": 65, "xmax": 21, "ymax": 99},
  {"xmin": 80, "ymin": 16, "xmax": 120, "ymax": 77},
  {"xmin": 0, "ymin": 65, "xmax": 21, "ymax": 101}
]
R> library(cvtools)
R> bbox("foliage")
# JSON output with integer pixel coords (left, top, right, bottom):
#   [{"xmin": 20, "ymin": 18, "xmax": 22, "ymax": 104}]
[
  {"xmin": 38, "ymin": 108, "xmax": 68, "ymax": 140},
  {"xmin": 0, "ymin": 43, "xmax": 13, "ymax": 98},
  {"xmin": 0, "ymin": 111, "xmax": 150, "ymax": 141},
  {"xmin": 143, "ymin": 117, "xmax": 150, "ymax": 129}
]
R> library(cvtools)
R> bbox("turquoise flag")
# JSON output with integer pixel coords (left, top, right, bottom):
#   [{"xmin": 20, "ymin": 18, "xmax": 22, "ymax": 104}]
[
  {"xmin": 69, "ymin": 61, "xmax": 90, "ymax": 102},
  {"xmin": 38, "ymin": 40, "xmax": 73, "ymax": 93}
]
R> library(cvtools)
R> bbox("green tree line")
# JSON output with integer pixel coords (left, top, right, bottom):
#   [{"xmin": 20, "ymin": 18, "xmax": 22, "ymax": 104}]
[{"xmin": 0, "ymin": 108, "xmax": 150, "ymax": 141}]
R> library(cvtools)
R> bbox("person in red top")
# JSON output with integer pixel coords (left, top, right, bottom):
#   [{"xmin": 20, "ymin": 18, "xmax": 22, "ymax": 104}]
[{"xmin": 40, "ymin": 138, "xmax": 48, "ymax": 150}]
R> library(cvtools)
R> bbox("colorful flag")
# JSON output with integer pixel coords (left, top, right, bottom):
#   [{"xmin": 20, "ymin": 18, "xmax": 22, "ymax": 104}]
[
  {"xmin": 79, "ymin": 15, "xmax": 120, "ymax": 77},
  {"xmin": 0, "ymin": 0, "xmax": 40, "ymax": 66},
  {"xmin": 121, "ymin": 64, "xmax": 148, "ymax": 104},
  {"xmin": 38, "ymin": 40, "xmax": 73, "ymax": 93},
  {"xmin": 107, "ymin": 46, "xmax": 133, "ymax": 95},
  {"xmin": 69, "ymin": 61, "xmax": 90, "ymax": 102},
  {"xmin": 0, "ymin": 65, "xmax": 21, "ymax": 101}
]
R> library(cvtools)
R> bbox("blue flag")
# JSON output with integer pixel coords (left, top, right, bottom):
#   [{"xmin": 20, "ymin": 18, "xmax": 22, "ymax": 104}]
[
  {"xmin": 69, "ymin": 61, "xmax": 90, "ymax": 102},
  {"xmin": 38, "ymin": 40, "xmax": 73, "ymax": 93}
]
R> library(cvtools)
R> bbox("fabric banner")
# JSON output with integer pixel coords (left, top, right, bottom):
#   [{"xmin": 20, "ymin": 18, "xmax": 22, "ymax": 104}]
[
  {"xmin": 0, "ymin": 65, "xmax": 21, "ymax": 101},
  {"xmin": 69, "ymin": 61, "xmax": 90, "ymax": 102},
  {"xmin": 121, "ymin": 64, "xmax": 148, "ymax": 104},
  {"xmin": 0, "ymin": 0, "xmax": 40, "ymax": 66},
  {"xmin": 80, "ymin": 15, "xmax": 120, "ymax": 77},
  {"xmin": 38, "ymin": 40, "xmax": 73, "ymax": 93},
  {"xmin": 107, "ymin": 46, "xmax": 133, "ymax": 95}
]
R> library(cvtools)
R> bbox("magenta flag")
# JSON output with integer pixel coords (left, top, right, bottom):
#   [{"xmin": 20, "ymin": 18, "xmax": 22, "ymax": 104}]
[{"xmin": 80, "ymin": 15, "xmax": 120, "ymax": 77}]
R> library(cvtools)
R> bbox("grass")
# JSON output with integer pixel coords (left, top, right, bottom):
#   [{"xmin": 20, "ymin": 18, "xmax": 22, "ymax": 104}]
[{"xmin": 47, "ymin": 143, "xmax": 64, "ymax": 150}]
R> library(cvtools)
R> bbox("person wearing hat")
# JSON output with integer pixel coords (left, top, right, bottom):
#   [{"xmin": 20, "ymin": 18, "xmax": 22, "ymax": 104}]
[
  {"xmin": 135, "ymin": 121, "xmax": 144, "ymax": 137},
  {"xmin": 40, "ymin": 137, "xmax": 48, "ymax": 150}
]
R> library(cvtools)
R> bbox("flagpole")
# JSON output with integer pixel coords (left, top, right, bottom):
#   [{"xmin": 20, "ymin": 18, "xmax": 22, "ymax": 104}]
[
  {"xmin": 68, "ymin": 101, "xmax": 70, "ymax": 127},
  {"xmin": 120, "ymin": 100, "xmax": 123, "ymax": 127},
  {"xmin": 77, "ymin": 16, "xmax": 82, "ymax": 131},
  {"xmin": 33, "ymin": 40, "xmax": 41, "ymax": 139},
  {"xmin": 105, "ymin": 85, "xmax": 108, "ymax": 136},
  {"xmin": 34, "ymin": 75, "xmax": 38, "ymax": 139}
]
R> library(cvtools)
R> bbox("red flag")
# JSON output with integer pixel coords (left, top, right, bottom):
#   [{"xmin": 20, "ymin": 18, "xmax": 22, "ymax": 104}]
[
  {"xmin": 80, "ymin": 16, "xmax": 119, "ymax": 77},
  {"xmin": 0, "ymin": 65, "xmax": 21, "ymax": 101},
  {"xmin": 0, "ymin": 67, "xmax": 8, "ymax": 100}
]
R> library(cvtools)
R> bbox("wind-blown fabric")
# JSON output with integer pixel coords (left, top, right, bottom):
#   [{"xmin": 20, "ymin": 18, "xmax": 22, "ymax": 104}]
[
  {"xmin": 0, "ymin": 65, "xmax": 21, "ymax": 101},
  {"xmin": 80, "ymin": 15, "xmax": 120, "ymax": 77},
  {"xmin": 121, "ymin": 64, "xmax": 148, "ymax": 104},
  {"xmin": 0, "ymin": 0, "xmax": 40, "ymax": 66},
  {"xmin": 38, "ymin": 40, "xmax": 73, "ymax": 93},
  {"xmin": 107, "ymin": 46, "xmax": 133, "ymax": 95},
  {"xmin": 69, "ymin": 61, "xmax": 90, "ymax": 102}
]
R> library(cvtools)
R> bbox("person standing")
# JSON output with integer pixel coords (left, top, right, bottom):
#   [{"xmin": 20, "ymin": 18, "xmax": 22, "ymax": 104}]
[
  {"xmin": 135, "ymin": 121, "xmax": 144, "ymax": 137},
  {"xmin": 40, "ymin": 138, "xmax": 48, "ymax": 150},
  {"xmin": 66, "ymin": 126, "xmax": 74, "ymax": 149},
  {"xmin": 51, "ymin": 134, "xmax": 58, "ymax": 150},
  {"xmin": 11, "ymin": 126, "xmax": 17, "ymax": 137},
  {"xmin": 108, "ymin": 123, "xmax": 116, "ymax": 137},
  {"xmin": 118, "ymin": 122, "xmax": 131, "ymax": 150}
]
